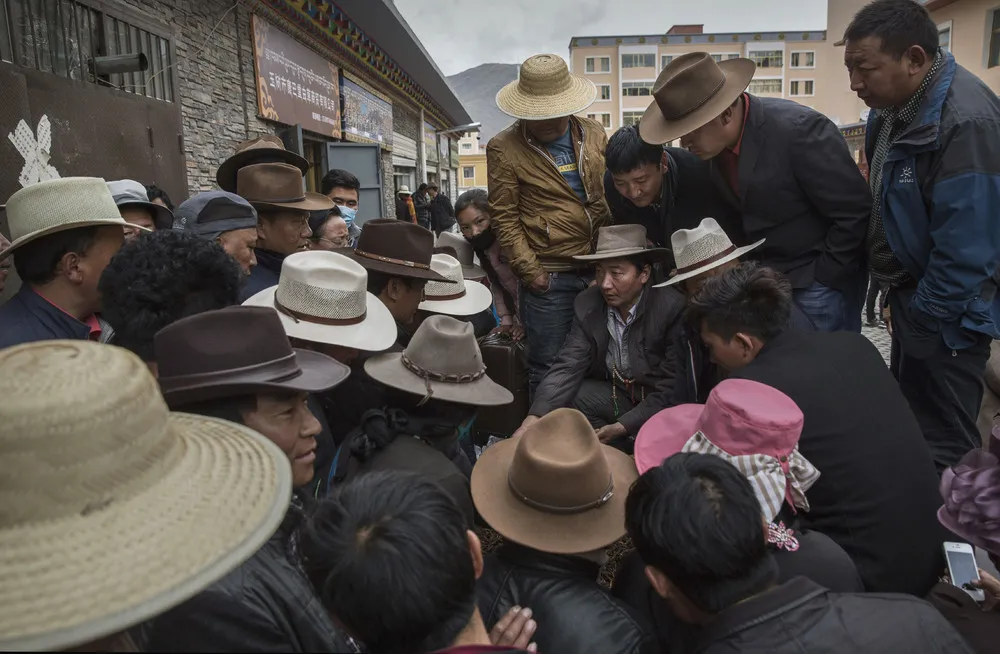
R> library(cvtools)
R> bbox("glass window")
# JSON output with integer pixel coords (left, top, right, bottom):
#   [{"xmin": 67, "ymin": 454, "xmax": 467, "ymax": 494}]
[
  {"xmin": 790, "ymin": 52, "xmax": 815, "ymax": 68},
  {"xmin": 748, "ymin": 78, "xmax": 782, "ymax": 94},
  {"xmin": 748, "ymin": 50, "xmax": 783, "ymax": 68},
  {"xmin": 790, "ymin": 80, "xmax": 813, "ymax": 96},
  {"xmin": 585, "ymin": 56, "xmax": 610, "ymax": 73},
  {"xmin": 621, "ymin": 81, "xmax": 654, "ymax": 97},
  {"xmin": 661, "ymin": 54, "xmax": 673, "ymax": 69},
  {"xmin": 599, "ymin": 84, "xmax": 611, "ymax": 100},
  {"xmin": 991, "ymin": 11, "xmax": 1000, "ymax": 68},
  {"xmin": 621, "ymin": 53, "xmax": 655, "ymax": 68},
  {"xmin": 938, "ymin": 26, "xmax": 951, "ymax": 54},
  {"xmin": 463, "ymin": 166, "xmax": 475, "ymax": 179},
  {"xmin": 622, "ymin": 111, "xmax": 644, "ymax": 127},
  {"xmin": 587, "ymin": 113, "xmax": 612, "ymax": 128}
]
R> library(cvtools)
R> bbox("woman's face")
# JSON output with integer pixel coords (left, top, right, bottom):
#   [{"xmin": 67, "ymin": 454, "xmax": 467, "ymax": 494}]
[{"xmin": 457, "ymin": 207, "xmax": 491, "ymax": 240}]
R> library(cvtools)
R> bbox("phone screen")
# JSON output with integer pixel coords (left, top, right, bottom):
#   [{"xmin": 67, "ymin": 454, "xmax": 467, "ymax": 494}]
[{"xmin": 947, "ymin": 548, "xmax": 980, "ymax": 591}]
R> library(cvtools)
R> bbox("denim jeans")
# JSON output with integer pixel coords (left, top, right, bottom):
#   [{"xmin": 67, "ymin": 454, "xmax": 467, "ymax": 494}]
[
  {"xmin": 794, "ymin": 273, "xmax": 865, "ymax": 333},
  {"xmin": 520, "ymin": 271, "xmax": 590, "ymax": 398}
]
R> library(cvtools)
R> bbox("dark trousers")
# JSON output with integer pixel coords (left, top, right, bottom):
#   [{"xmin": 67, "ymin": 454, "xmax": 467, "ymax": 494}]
[
  {"xmin": 572, "ymin": 378, "xmax": 636, "ymax": 453},
  {"xmin": 520, "ymin": 272, "xmax": 589, "ymax": 398},
  {"xmin": 866, "ymin": 275, "xmax": 887, "ymax": 323},
  {"xmin": 890, "ymin": 288, "xmax": 991, "ymax": 472}
]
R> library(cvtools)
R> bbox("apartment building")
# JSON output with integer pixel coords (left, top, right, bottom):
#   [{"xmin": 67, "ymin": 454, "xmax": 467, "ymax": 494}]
[{"xmin": 458, "ymin": 132, "xmax": 488, "ymax": 192}]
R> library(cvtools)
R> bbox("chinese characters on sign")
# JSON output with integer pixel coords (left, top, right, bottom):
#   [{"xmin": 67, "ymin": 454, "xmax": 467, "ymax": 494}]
[
  {"xmin": 341, "ymin": 72, "xmax": 393, "ymax": 149},
  {"xmin": 251, "ymin": 15, "xmax": 341, "ymax": 138}
]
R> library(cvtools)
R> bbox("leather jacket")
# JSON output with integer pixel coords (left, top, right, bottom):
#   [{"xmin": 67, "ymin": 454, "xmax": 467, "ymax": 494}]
[{"xmin": 477, "ymin": 543, "xmax": 656, "ymax": 654}]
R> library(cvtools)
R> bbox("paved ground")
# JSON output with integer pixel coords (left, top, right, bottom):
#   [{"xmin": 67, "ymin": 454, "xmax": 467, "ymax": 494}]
[{"xmin": 862, "ymin": 320, "xmax": 892, "ymax": 365}]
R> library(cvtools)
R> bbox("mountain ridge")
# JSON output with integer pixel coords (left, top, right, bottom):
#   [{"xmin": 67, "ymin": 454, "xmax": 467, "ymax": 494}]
[{"xmin": 447, "ymin": 63, "xmax": 519, "ymax": 144}]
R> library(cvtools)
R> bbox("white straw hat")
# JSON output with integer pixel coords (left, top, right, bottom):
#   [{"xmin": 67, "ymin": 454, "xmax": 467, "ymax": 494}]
[
  {"xmin": 0, "ymin": 177, "xmax": 131, "ymax": 261},
  {"xmin": 656, "ymin": 218, "xmax": 765, "ymax": 287},
  {"xmin": 0, "ymin": 341, "xmax": 293, "ymax": 651},
  {"xmin": 496, "ymin": 54, "xmax": 597, "ymax": 121},
  {"xmin": 418, "ymin": 254, "xmax": 493, "ymax": 316},
  {"xmin": 243, "ymin": 250, "xmax": 397, "ymax": 352}
]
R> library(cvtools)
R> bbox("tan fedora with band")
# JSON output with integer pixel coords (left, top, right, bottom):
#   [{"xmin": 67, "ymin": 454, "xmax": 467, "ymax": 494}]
[
  {"xmin": 0, "ymin": 340, "xmax": 292, "ymax": 651},
  {"xmin": 574, "ymin": 224, "xmax": 669, "ymax": 263},
  {"xmin": 236, "ymin": 162, "xmax": 333, "ymax": 213},
  {"xmin": 472, "ymin": 407, "xmax": 638, "ymax": 554},
  {"xmin": 639, "ymin": 52, "xmax": 756, "ymax": 145},
  {"xmin": 418, "ymin": 254, "xmax": 493, "ymax": 316},
  {"xmin": 496, "ymin": 54, "xmax": 597, "ymax": 121},
  {"xmin": 216, "ymin": 134, "xmax": 309, "ymax": 193},
  {"xmin": 656, "ymin": 217, "xmax": 764, "ymax": 287}
]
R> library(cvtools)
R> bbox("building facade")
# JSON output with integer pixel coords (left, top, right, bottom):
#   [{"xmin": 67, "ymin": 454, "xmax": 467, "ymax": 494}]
[{"xmin": 457, "ymin": 131, "xmax": 487, "ymax": 193}]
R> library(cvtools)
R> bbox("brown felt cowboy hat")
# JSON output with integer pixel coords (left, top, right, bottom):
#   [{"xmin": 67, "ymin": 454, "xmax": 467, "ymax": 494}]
[
  {"xmin": 338, "ymin": 219, "xmax": 453, "ymax": 283},
  {"xmin": 236, "ymin": 163, "xmax": 333, "ymax": 213},
  {"xmin": 216, "ymin": 134, "xmax": 309, "ymax": 193},
  {"xmin": 155, "ymin": 305, "xmax": 350, "ymax": 408},
  {"xmin": 639, "ymin": 52, "xmax": 756, "ymax": 145},
  {"xmin": 573, "ymin": 224, "xmax": 669, "ymax": 263},
  {"xmin": 471, "ymin": 408, "xmax": 638, "ymax": 554}
]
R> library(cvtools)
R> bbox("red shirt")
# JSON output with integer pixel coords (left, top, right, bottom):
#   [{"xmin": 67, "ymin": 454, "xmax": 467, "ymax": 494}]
[
  {"xmin": 36, "ymin": 291, "xmax": 102, "ymax": 341},
  {"xmin": 717, "ymin": 92, "xmax": 751, "ymax": 195}
]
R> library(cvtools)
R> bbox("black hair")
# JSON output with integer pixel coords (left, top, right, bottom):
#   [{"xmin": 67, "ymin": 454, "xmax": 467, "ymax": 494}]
[
  {"xmin": 13, "ymin": 225, "xmax": 102, "ymax": 285},
  {"xmin": 308, "ymin": 206, "xmax": 343, "ymax": 241},
  {"xmin": 455, "ymin": 189, "xmax": 489, "ymax": 217},
  {"xmin": 844, "ymin": 0, "xmax": 939, "ymax": 59},
  {"xmin": 366, "ymin": 270, "xmax": 423, "ymax": 296},
  {"xmin": 605, "ymin": 125, "xmax": 664, "ymax": 175},
  {"xmin": 99, "ymin": 230, "xmax": 242, "ymax": 361},
  {"xmin": 427, "ymin": 184, "xmax": 439, "ymax": 191},
  {"xmin": 145, "ymin": 184, "xmax": 174, "ymax": 212},
  {"xmin": 417, "ymin": 183, "xmax": 429, "ymax": 194},
  {"xmin": 320, "ymin": 169, "xmax": 361, "ymax": 196},
  {"xmin": 626, "ymin": 452, "xmax": 778, "ymax": 614},
  {"xmin": 685, "ymin": 262, "xmax": 792, "ymax": 342},
  {"xmin": 178, "ymin": 394, "xmax": 257, "ymax": 424},
  {"xmin": 299, "ymin": 470, "xmax": 477, "ymax": 653}
]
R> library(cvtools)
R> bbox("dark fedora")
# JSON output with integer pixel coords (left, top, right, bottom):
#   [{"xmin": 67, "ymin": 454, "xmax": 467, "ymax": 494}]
[
  {"xmin": 216, "ymin": 135, "xmax": 309, "ymax": 193},
  {"xmin": 236, "ymin": 163, "xmax": 333, "ymax": 213},
  {"xmin": 155, "ymin": 305, "xmax": 350, "ymax": 409},
  {"xmin": 338, "ymin": 219, "xmax": 453, "ymax": 283}
]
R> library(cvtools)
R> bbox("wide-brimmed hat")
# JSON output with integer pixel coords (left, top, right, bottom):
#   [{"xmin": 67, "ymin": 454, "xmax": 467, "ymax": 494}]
[
  {"xmin": 635, "ymin": 379, "xmax": 819, "ymax": 523},
  {"xmin": 397, "ymin": 186, "xmax": 412, "ymax": 195},
  {"xmin": 236, "ymin": 163, "xmax": 333, "ymax": 213},
  {"xmin": 106, "ymin": 179, "xmax": 174, "ymax": 230},
  {"xmin": 216, "ymin": 134, "xmax": 310, "ymax": 193},
  {"xmin": 365, "ymin": 314, "xmax": 512, "ymax": 406},
  {"xmin": 496, "ymin": 54, "xmax": 597, "ymax": 121},
  {"xmin": 243, "ymin": 251, "xmax": 396, "ymax": 352},
  {"xmin": 155, "ymin": 306, "xmax": 350, "ymax": 408},
  {"xmin": 574, "ymin": 224, "xmax": 669, "ymax": 263},
  {"xmin": 173, "ymin": 191, "xmax": 258, "ymax": 238},
  {"xmin": 0, "ymin": 177, "xmax": 130, "ymax": 261},
  {"xmin": 418, "ymin": 254, "xmax": 493, "ymax": 316},
  {"xmin": 656, "ymin": 217, "xmax": 764, "ymax": 287},
  {"xmin": 938, "ymin": 429, "xmax": 1000, "ymax": 556},
  {"xmin": 0, "ymin": 340, "xmax": 292, "ymax": 651},
  {"xmin": 639, "ymin": 52, "xmax": 756, "ymax": 145},
  {"xmin": 472, "ymin": 408, "xmax": 637, "ymax": 554},
  {"xmin": 338, "ymin": 219, "xmax": 452, "ymax": 283},
  {"xmin": 436, "ymin": 231, "xmax": 485, "ymax": 279}
]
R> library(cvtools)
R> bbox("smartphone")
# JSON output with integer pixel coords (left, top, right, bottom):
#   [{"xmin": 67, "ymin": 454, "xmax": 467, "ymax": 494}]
[{"xmin": 944, "ymin": 542, "xmax": 985, "ymax": 602}]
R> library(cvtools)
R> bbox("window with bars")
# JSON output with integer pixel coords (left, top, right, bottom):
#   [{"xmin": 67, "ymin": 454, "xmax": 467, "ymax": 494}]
[
  {"xmin": 748, "ymin": 50, "xmax": 783, "ymax": 68},
  {"xmin": 622, "ymin": 111, "xmax": 643, "ymax": 127},
  {"xmin": 790, "ymin": 51, "xmax": 815, "ymax": 68},
  {"xmin": 748, "ymin": 78, "xmax": 782, "ymax": 94},
  {"xmin": 621, "ymin": 53, "xmax": 655, "ymax": 68},
  {"xmin": 0, "ymin": 0, "xmax": 175, "ymax": 102},
  {"xmin": 621, "ymin": 81, "xmax": 653, "ymax": 97}
]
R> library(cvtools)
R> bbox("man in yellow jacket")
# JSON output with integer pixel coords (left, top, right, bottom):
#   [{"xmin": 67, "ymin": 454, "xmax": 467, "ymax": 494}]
[{"xmin": 489, "ymin": 54, "xmax": 611, "ymax": 396}]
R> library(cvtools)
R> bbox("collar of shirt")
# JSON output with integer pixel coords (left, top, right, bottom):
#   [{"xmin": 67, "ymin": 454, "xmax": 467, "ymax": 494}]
[
  {"xmin": 34, "ymin": 289, "xmax": 102, "ymax": 340},
  {"xmin": 610, "ymin": 290, "xmax": 643, "ymax": 328},
  {"xmin": 879, "ymin": 51, "xmax": 944, "ymax": 127}
]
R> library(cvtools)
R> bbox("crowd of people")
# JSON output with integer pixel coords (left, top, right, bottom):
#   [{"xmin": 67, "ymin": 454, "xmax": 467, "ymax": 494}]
[{"xmin": 1, "ymin": 0, "xmax": 999, "ymax": 652}]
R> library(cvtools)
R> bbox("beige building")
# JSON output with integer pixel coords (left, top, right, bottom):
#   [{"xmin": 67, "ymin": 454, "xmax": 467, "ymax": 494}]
[{"xmin": 458, "ymin": 132, "xmax": 488, "ymax": 192}]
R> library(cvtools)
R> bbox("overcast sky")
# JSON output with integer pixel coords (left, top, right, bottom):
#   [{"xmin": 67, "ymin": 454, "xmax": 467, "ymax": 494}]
[{"xmin": 395, "ymin": 0, "xmax": 828, "ymax": 76}]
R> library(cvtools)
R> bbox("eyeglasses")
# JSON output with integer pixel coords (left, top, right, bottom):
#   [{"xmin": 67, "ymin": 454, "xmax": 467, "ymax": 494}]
[{"xmin": 317, "ymin": 236, "xmax": 349, "ymax": 249}]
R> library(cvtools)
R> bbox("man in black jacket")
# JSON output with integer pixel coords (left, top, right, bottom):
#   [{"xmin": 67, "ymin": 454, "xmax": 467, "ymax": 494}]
[
  {"xmin": 515, "ymin": 225, "xmax": 684, "ymax": 451},
  {"xmin": 640, "ymin": 52, "xmax": 871, "ymax": 333},
  {"xmin": 428, "ymin": 183, "xmax": 457, "ymax": 235},
  {"xmin": 687, "ymin": 262, "xmax": 947, "ymax": 596},
  {"xmin": 626, "ymin": 452, "xmax": 971, "ymax": 654},
  {"xmin": 603, "ymin": 125, "xmax": 740, "ymax": 251}
]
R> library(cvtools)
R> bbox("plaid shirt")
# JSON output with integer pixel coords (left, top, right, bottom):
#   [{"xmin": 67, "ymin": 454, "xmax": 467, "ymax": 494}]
[
  {"xmin": 606, "ymin": 292, "xmax": 642, "ymax": 378},
  {"xmin": 867, "ymin": 52, "xmax": 944, "ymax": 286}
]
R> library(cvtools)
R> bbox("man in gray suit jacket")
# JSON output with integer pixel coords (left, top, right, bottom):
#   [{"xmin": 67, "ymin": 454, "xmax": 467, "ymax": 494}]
[{"xmin": 639, "ymin": 52, "xmax": 871, "ymax": 333}]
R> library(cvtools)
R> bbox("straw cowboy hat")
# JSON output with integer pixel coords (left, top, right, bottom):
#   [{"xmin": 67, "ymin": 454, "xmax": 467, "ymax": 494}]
[
  {"xmin": 106, "ymin": 179, "xmax": 174, "ymax": 230},
  {"xmin": 236, "ymin": 163, "xmax": 333, "ymax": 213},
  {"xmin": 635, "ymin": 379, "xmax": 820, "ymax": 523},
  {"xmin": 496, "ymin": 54, "xmax": 597, "ymax": 121},
  {"xmin": 216, "ymin": 134, "xmax": 309, "ymax": 193},
  {"xmin": 418, "ymin": 254, "xmax": 493, "ymax": 316},
  {"xmin": 639, "ymin": 52, "xmax": 756, "ymax": 145},
  {"xmin": 656, "ymin": 217, "xmax": 764, "ymax": 287},
  {"xmin": 243, "ymin": 250, "xmax": 397, "ymax": 352},
  {"xmin": 472, "ymin": 408, "xmax": 638, "ymax": 554},
  {"xmin": 339, "ymin": 218, "xmax": 452, "ymax": 283},
  {"xmin": 0, "ymin": 177, "xmax": 131, "ymax": 261},
  {"xmin": 0, "ymin": 340, "xmax": 293, "ymax": 651},
  {"xmin": 574, "ymin": 224, "xmax": 669, "ymax": 263},
  {"xmin": 155, "ymin": 305, "xmax": 351, "ymax": 408},
  {"xmin": 365, "ymin": 314, "xmax": 513, "ymax": 406},
  {"xmin": 436, "ymin": 231, "xmax": 485, "ymax": 280}
]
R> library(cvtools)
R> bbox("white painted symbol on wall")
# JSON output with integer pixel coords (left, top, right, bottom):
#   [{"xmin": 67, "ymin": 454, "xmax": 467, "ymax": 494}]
[{"xmin": 8, "ymin": 116, "xmax": 61, "ymax": 188}]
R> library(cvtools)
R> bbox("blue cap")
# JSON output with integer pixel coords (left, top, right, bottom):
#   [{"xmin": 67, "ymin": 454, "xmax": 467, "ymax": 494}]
[{"xmin": 173, "ymin": 191, "xmax": 258, "ymax": 239}]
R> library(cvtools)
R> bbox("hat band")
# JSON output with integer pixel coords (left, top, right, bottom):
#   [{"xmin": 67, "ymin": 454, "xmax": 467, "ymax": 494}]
[
  {"xmin": 274, "ymin": 298, "xmax": 366, "ymax": 326},
  {"xmin": 158, "ymin": 351, "xmax": 302, "ymax": 391},
  {"xmin": 246, "ymin": 194, "xmax": 307, "ymax": 204},
  {"xmin": 401, "ymin": 353, "xmax": 485, "ymax": 383},
  {"xmin": 660, "ymin": 76, "xmax": 727, "ymax": 121},
  {"xmin": 508, "ymin": 472, "xmax": 615, "ymax": 515},
  {"xmin": 355, "ymin": 248, "xmax": 431, "ymax": 270},
  {"xmin": 676, "ymin": 244, "xmax": 736, "ymax": 274},
  {"xmin": 425, "ymin": 287, "xmax": 467, "ymax": 301}
]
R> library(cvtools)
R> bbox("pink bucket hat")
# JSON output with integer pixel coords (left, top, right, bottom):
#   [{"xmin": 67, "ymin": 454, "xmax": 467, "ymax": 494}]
[
  {"xmin": 635, "ymin": 378, "xmax": 820, "ymax": 522},
  {"xmin": 937, "ymin": 426, "xmax": 1000, "ymax": 556}
]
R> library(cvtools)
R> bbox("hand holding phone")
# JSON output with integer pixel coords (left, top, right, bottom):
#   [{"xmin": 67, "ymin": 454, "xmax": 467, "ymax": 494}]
[{"xmin": 944, "ymin": 542, "xmax": 985, "ymax": 602}]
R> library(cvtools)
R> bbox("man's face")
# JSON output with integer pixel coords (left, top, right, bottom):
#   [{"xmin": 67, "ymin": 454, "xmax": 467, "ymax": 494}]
[
  {"xmin": 844, "ymin": 37, "xmax": 927, "ymax": 109},
  {"xmin": 612, "ymin": 162, "xmax": 663, "ymax": 208},
  {"xmin": 217, "ymin": 227, "xmax": 258, "ymax": 276},
  {"xmin": 700, "ymin": 321, "xmax": 755, "ymax": 372},
  {"xmin": 457, "ymin": 206, "xmax": 491, "ymax": 240},
  {"xmin": 120, "ymin": 206, "xmax": 155, "ymax": 240},
  {"xmin": 258, "ymin": 210, "xmax": 311, "ymax": 256},
  {"xmin": 327, "ymin": 186, "xmax": 359, "ymax": 211},
  {"xmin": 526, "ymin": 117, "xmax": 570, "ymax": 144},
  {"xmin": 596, "ymin": 259, "xmax": 649, "ymax": 309},
  {"xmin": 80, "ymin": 226, "xmax": 125, "ymax": 312},
  {"xmin": 311, "ymin": 216, "xmax": 349, "ymax": 251},
  {"xmin": 0, "ymin": 233, "xmax": 10, "ymax": 295},
  {"xmin": 428, "ymin": 188, "xmax": 438, "ymax": 198},
  {"xmin": 681, "ymin": 260, "xmax": 740, "ymax": 298},
  {"xmin": 382, "ymin": 277, "xmax": 426, "ymax": 325},
  {"xmin": 243, "ymin": 392, "xmax": 321, "ymax": 488},
  {"xmin": 680, "ymin": 112, "xmax": 733, "ymax": 160}
]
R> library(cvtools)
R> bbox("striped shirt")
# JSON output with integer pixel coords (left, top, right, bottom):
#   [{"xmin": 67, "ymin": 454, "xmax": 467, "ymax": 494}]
[{"xmin": 606, "ymin": 292, "xmax": 642, "ymax": 378}]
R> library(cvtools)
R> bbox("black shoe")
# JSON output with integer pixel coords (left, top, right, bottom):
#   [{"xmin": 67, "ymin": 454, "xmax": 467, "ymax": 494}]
[{"xmin": 865, "ymin": 318, "xmax": 878, "ymax": 328}]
